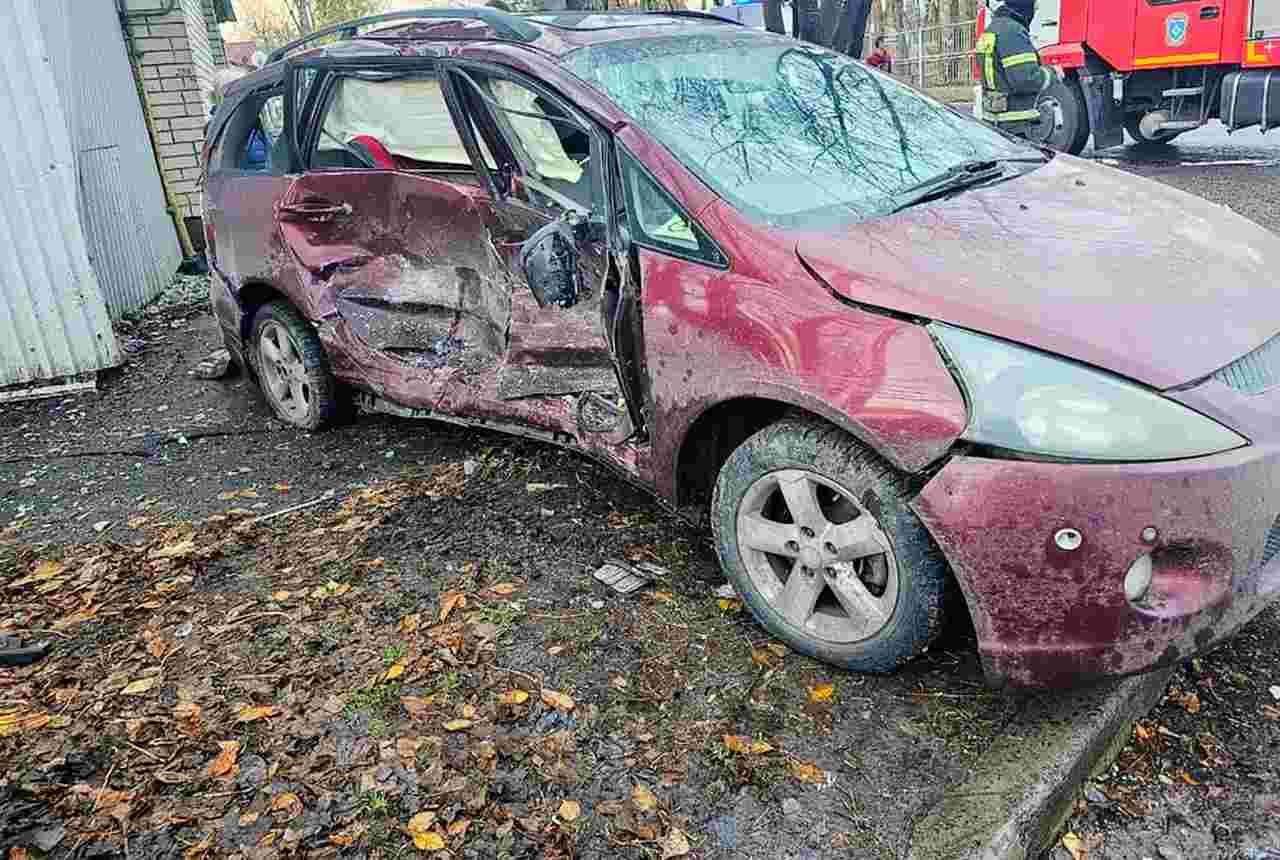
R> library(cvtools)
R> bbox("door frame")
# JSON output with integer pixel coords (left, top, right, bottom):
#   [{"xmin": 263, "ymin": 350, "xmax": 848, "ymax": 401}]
[{"xmin": 282, "ymin": 50, "xmax": 652, "ymax": 437}]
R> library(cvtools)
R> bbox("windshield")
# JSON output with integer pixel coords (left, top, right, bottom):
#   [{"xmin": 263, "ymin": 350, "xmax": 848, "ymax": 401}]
[{"xmin": 564, "ymin": 32, "xmax": 1038, "ymax": 227}]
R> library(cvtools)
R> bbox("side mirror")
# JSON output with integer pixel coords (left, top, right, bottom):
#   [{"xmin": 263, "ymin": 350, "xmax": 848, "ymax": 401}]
[{"xmin": 518, "ymin": 221, "xmax": 580, "ymax": 309}]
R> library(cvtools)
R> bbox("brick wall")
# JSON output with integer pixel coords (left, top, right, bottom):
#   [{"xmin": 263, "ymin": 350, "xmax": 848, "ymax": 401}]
[
  {"xmin": 123, "ymin": 0, "xmax": 223, "ymax": 219},
  {"xmin": 204, "ymin": 0, "xmax": 227, "ymax": 67}
]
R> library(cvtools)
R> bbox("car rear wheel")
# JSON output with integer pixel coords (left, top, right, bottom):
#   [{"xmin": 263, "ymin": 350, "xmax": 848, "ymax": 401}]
[
  {"xmin": 249, "ymin": 300, "xmax": 348, "ymax": 430},
  {"xmin": 711, "ymin": 417, "xmax": 951, "ymax": 673}
]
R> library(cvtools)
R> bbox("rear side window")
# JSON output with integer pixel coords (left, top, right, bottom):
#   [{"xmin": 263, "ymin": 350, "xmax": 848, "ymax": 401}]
[
  {"xmin": 619, "ymin": 149, "xmax": 725, "ymax": 268},
  {"xmin": 212, "ymin": 90, "xmax": 288, "ymax": 175}
]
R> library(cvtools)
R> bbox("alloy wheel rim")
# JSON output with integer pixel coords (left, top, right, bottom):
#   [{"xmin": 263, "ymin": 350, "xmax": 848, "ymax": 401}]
[
  {"xmin": 258, "ymin": 321, "xmax": 311, "ymax": 421},
  {"xmin": 736, "ymin": 469, "xmax": 898, "ymax": 644}
]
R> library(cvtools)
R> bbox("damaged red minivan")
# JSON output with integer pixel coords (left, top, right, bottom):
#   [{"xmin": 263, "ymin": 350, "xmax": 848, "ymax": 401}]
[{"xmin": 203, "ymin": 9, "xmax": 1280, "ymax": 687}]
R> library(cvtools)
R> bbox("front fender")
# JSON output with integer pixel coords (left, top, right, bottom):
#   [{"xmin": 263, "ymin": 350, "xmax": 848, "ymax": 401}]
[{"xmin": 635, "ymin": 247, "xmax": 968, "ymax": 501}]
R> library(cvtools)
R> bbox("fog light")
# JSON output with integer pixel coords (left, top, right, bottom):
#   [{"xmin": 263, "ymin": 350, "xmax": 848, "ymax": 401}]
[
  {"xmin": 1124, "ymin": 553, "xmax": 1154, "ymax": 603},
  {"xmin": 1054, "ymin": 528, "xmax": 1083, "ymax": 551}
]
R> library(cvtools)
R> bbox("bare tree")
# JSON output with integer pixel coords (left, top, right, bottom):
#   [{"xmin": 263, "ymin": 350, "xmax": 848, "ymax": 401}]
[
  {"xmin": 764, "ymin": 0, "xmax": 873, "ymax": 57},
  {"xmin": 236, "ymin": 0, "xmax": 388, "ymax": 49}
]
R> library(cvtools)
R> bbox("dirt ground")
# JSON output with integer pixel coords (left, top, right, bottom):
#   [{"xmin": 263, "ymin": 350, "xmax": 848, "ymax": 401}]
[
  {"xmin": 4, "ymin": 150, "xmax": 1280, "ymax": 859},
  {"xmin": 3, "ymin": 286, "xmax": 1028, "ymax": 860}
]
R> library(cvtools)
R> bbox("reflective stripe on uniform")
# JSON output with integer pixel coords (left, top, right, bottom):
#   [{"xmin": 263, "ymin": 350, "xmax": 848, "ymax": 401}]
[
  {"xmin": 977, "ymin": 33, "xmax": 997, "ymax": 90},
  {"xmin": 1002, "ymin": 52, "xmax": 1039, "ymax": 68}
]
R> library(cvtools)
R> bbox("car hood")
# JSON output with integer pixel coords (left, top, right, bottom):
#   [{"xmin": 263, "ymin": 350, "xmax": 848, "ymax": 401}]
[{"xmin": 794, "ymin": 155, "xmax": 1280, "ymax": 389}]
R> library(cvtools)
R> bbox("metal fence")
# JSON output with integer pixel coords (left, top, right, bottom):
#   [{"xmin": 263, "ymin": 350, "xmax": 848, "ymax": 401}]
[
  {"xmin": 39, "ymin": 0, "xmax": 181, "ymax": 319},
  {"xmin": 870, "ymin": 19, "xmax": 978, "ymax": 89},
  {"xmin": 0, "ymin": 0, "xmax": 121, "ymax": 386}
]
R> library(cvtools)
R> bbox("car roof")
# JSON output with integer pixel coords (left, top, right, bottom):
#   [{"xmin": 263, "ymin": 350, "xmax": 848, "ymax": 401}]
[{"xmin": 256, "ymin": 7, "xmax": 746, "ymax": 69}]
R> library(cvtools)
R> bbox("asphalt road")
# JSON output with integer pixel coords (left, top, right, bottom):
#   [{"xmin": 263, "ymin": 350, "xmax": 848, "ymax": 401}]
[{"xmin": 1090, "ymin": 123, "xmax": 1280, "ymax": 233}]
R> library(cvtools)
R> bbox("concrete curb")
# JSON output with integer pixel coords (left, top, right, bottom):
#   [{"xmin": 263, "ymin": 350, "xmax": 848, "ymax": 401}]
[{"xmin": 908, "ymin": 667, "xmax": 1174, "ymax": 860}]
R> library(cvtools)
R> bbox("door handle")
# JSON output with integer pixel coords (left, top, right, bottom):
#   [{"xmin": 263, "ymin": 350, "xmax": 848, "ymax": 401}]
[
  {"xmin": 276, "ymin": 200, "xmax": 353, "ymax": 222},
  {"xmin": 1200, "ymin": 6, "xmax": 1220, "ymax": 19}
]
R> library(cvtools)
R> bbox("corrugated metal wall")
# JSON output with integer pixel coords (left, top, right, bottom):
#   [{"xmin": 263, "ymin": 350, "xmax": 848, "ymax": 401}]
[
  {"xmin": 38, "ymin": 0, "xmax": 182, "ymax": 318},
  {"xmin": 0, "ymin": 0, "xmax": 121, "ymax": 387}
]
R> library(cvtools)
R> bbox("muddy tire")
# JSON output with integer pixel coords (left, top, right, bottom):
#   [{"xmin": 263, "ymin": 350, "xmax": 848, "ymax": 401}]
[
  {"xmin": 1040, "ymin": 76, "xmax": 1091, "ymax": 155},
  {"xmin": 711, "ymin": 417, "xmax": 951, "ymax": 673},
  {"xmin": 248, "ymin": 300, "xmax": 349, "ymax": 430},
  {"xmin": 1125, "ymin": 114, "xmax": 1183, "ymax": 147}
]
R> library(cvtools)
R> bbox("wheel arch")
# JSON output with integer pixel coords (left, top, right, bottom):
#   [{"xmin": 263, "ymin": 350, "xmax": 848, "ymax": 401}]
[
  {"xmin": 237, "ymin": 280, "xmax": 293, "ymax": 345},
  {"xmin": 671, "ymin": 387, "xmax": 937, "ymax": 510}
]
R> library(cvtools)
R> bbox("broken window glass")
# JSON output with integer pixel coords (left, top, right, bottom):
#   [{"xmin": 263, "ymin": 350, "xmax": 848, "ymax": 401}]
[
  {"xmin": 314, "ymin": 74, "xmax": 474, "ymax": 171},
  {"xmin": 456, "ymin": 70, "xmax": 602, "ymax": 217},
  {"xmin": 566, "ymin": 34, "xmax": 1034, "ymax": 227}
]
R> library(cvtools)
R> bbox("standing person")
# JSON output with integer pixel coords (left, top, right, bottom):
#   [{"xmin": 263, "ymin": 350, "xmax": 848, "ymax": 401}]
[
  {"xmin": 865, "ymin": 36, "xmax": 893, "ymax": 72},
  {"xmin": 974, "ymin": 0, "xmax": 1054, "ymax": 135}
]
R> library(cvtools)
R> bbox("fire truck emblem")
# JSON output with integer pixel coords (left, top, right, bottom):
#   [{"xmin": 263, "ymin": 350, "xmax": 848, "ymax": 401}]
[{"xmin": 1165, "ymin": 13, "xmax": 1190, "ymax": 47}]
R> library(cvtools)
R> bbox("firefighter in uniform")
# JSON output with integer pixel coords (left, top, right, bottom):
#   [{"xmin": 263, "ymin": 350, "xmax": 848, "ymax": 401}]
[{"xmin": 976, "ymin": 0, "xmax": 1056, "ymax": 137}]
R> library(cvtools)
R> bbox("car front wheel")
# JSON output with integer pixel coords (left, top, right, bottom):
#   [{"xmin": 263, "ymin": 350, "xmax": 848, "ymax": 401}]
[
  {"xmin": 711, "ymin": 417, "xmax": 951, "ymax": 673},
  {"xmin": 249, "ymin": 300, "xmax": 348, "ymax": 430}
]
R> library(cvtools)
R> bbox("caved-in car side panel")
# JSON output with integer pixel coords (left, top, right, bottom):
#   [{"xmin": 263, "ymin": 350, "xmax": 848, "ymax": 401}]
[
  {"xmin": 912, "ymin": 448, "xmax": 1280, "ymax": 686},
  {"xmin": 273, "ymin": 169, "xmax": 643, "ymax": 476},
  {"xmin": 636, "ymin": 241, "xmax": 969, "ymax": 502},
  {"xmin": 275, "ymin": 170, "xmax": 509, "ymax": 379}
]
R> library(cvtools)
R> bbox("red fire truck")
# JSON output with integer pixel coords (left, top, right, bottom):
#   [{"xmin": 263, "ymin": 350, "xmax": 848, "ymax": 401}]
[{"xmin": 975, "ymin": 0, "xmax": 1280, "ymax": 153}]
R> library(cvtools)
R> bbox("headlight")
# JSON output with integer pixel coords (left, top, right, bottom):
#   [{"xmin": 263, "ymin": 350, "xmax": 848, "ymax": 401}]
[{"xmin": 931, "ymin": 323, "xmax": 1247, "ymax": 461}]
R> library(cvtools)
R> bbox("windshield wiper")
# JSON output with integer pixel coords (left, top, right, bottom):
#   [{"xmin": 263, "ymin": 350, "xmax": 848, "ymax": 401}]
[{"xmin": 891, "ymin": 157, "xmax": 1043, "ymax": 214}]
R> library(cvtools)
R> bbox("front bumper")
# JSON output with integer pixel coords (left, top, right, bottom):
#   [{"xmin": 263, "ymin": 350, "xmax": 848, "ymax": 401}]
[{"xmin": 913, "ymin": 437, "xmax": 1280, "ymax": 687}]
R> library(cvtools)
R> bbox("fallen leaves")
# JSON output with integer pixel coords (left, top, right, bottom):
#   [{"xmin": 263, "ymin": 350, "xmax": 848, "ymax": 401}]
[
  {"xmin": 660, "ymin": 827, "xmax": 691, "ymax": 858},
  {"xmin": 270, "ymin": 791, "xmax": 303, "ymax": 819},
  {"xmin": 439, "ymin": 591, "xmax": 466, "ymax": 623},
  {"xmin": 236, "ymin": 704, "xmax": 280, "ymax": 722},
  {"xmin": 218, "ymin": 488, "xmax": 259, "ymax": 501},
  {"xmin": 1171, "ymin": 689, "xmax": 1202, "ymax": 714},
  {"xmin": 400, "ymin": 612, "xmax": 421, "ymax": 634},
  {"xmin": 498, "ymin": 689, "xmax": 530, "ymax": 705},
  {"xmin": 150, "ymin": 538, "xmax": 196, "ymax": 561},
  {"xmin": 183, "ymin": 833, "xmax": 213, "ymax": 860},
  {"xmin": 10, "ymin": 559, "xmax": 65, "ymax": 588},
  {"xmin": 808, "ymin": 682, "xmax": 835, "ymax": 703},
  {"xmin": 121, "ymin": 676, "xmax": 161, "ymax": 695},
  {"xmin": 205, "ymin": 740, "xmax": 240, "ymax": 778},
  {"xmin": 1061, "ymin": 831, "xmax": 1087, "ymax": 860},
  {"xmin": 541, "ymin": 689, "xmax": 575, "ymax": 712},
  {"xmin": 443, "ymin": 719, "xmax": 473, "ymax": 732},
  {"xmin": 632, "ymin": 783, "xmax": 658, "ymax": 813},
  {"xmin": 401, "ymin": 695, "xmax": 434, "ymax": 718},
  {"xmin": 723, "ymin": 734, "xmax": 773, "ymax": 755},
  {"xmin": 406, "ymin": 811, "xmax": 445, "ymax": 851},
  {"xmin": 557, "ymin": 799, "xmax": 581, "ymax": 822},
  {"xmin": 174, "ymin": 702, "xmax": 202, "ymax": 736},
  {"xmin": 0, "ymin": 709, "xmax": 50, "ymax": 737},
  {"xmin": 789, "ymin": 759, "xmax": 826, "ymax": 784},
  {"xmin": 383, "ymin": 663, "xmax": 406, "ymax": 681}
]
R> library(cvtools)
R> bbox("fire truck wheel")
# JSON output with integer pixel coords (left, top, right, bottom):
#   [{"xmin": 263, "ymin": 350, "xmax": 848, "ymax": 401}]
[
  {"xmin": 1040, "ymin": 77, "xmax": 1091, "ymax": 155},
  {"xmin": 1125, "ymin": 114, "xmax": 1183, "ymax": 147}
]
